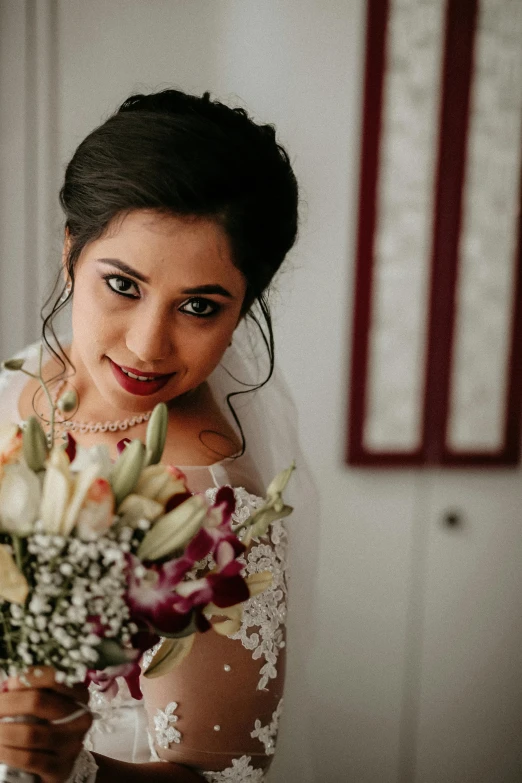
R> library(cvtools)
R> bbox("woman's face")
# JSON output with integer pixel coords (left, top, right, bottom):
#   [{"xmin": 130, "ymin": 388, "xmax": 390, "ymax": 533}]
[{"xmin": 69, "ymin": 209, "xmax": 247, "ymax": 414}]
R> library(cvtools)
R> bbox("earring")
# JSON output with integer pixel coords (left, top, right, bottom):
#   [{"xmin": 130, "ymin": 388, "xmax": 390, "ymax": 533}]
[{"xmin": 60, "ymin": 281, "xmax": 72, "ymax": 303}]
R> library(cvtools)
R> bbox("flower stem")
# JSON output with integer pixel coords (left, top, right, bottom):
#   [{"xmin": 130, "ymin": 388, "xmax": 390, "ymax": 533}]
[
  {"xmin": 12, "ymin": 535, "xmax": 23, "ymax": 572},
  {"xmin": 16, "ymin": 346, "xmax": 55, "ymax": 442},
  {"xmin": 37, "ymin": 343, "xmax": 56, "ymax": 445},
  {"xmin": 0, "ymin": 607, "xmax": 14, "ymax": 659}
]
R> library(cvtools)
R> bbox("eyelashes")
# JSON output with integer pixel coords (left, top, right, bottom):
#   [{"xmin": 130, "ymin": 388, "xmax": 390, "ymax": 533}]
[
  {"xmin": 104, "ymin": 275, "xmax": 139, "ymax": 298},
  {"xmin": 102, "ymin": 274, "xmax": 220, "ymax": 318},
  {"xmin": 179, "ymin": 299, "xmax": 219, "ymax": 317}
]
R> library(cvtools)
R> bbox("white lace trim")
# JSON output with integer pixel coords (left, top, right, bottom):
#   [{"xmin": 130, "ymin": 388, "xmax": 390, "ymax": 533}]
[
  {"xmin": 250, "ymin": 698, "xmax": 283, "ymax": 756},
  {"xmin": 202, "ymin": 755, "xmax": 265, "ymax": 782},
  {"xmin": 66, "ymin": 748, "xmax": 98, "ymax": 782},
  {"xmin": 153, "ymin": 700, "xmax": 182, "ymax": 747},
  {"xmin": 141, "ymin": 638, "xmax": 164, "ymax": 672}
]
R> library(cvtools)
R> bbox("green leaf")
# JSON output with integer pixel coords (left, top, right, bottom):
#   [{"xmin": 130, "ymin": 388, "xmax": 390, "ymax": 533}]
[
  {"xmin": 93, "ymin": 639, "xmax": 136, "ymax": 668},
  {"xmin": 142, "ymin": 635, "xmax": 195, "ymax": 678}
]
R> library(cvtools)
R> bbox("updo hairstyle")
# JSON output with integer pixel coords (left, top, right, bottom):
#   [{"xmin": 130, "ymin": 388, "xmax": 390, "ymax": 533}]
[
  {"xmin": 42, "ymin": 88, "xmax": 299, "ymax": 451},
  {"xmin": 47, "ymin": 88, "xmax": 298, "ymax": 338}
]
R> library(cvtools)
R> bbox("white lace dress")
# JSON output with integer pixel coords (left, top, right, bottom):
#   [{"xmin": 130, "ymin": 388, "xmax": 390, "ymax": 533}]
[{"xmin": 0, "ymin": 342, "xmax": 288, "ymax": 782}]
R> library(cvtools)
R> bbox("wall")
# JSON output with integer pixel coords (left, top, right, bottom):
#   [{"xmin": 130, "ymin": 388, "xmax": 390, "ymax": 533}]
[{"xmin": 3, "ymin": 2, "xmax": 519, "ymax": 782}]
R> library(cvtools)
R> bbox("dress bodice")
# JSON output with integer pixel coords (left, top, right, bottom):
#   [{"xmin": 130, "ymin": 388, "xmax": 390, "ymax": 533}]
[{"xmin": 0, "ymin": 341, "xmax": 288, "ymax": 782}]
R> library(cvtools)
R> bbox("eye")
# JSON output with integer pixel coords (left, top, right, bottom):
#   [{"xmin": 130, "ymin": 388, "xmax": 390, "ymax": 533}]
[
  {"xmin": 179, "ymin": 297, "xmax": 219, "ymax": 318},
  {"xmin": 104, "ymin": 275, "xmax": 140, "ymax": 299}
]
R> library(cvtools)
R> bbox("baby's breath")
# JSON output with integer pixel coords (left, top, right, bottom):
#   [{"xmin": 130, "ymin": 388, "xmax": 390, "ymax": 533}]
[{"xmin": 0, "ymin": 523, "xmax": 143, "ymax": 686}]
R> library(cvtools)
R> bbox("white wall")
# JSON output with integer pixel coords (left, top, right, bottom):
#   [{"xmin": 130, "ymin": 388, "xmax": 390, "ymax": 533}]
[{"xmin": 2, "ymin": 2, "xmax": 521, "ymax": 782}]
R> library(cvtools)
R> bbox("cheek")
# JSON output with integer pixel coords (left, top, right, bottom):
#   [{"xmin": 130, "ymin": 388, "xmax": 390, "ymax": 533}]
[
  {"xmin": 183, "ymin": 327, "xmax": 234, "ymax": 376},
  {"xmin": 71, "ymin": 288, "xmax": 122, "ymax": 348}
]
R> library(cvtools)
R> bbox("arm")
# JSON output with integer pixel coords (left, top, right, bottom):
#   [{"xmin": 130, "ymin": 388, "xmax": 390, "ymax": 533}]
[
  {"xmin": 140, "ymin": 507, "xmax": 288, "ymax": 780},
  {"xmin": 91, "ymin": 754, "xmax": 203, "ymax": 782},
  {"xmin": 0, "ymin": 670, "xmax": 204, "ymax": 783}
]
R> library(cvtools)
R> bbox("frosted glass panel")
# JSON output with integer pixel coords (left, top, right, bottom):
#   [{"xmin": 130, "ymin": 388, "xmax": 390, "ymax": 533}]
[
  {"xmin": 363, "ymin": 0, "xmax": 445, "ymax": 451},
  {"xmin": 448, "ymin": 0, "xmax": 522, "ymax": 452}
]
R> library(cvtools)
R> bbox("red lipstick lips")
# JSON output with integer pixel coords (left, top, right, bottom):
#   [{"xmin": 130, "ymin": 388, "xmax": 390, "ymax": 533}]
[{"xmin": 109, "ymin": 359, "xmax": 174, "ymax": 396}]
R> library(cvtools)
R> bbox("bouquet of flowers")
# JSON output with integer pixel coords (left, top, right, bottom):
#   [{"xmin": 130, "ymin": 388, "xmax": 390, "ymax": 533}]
[{"xmin": 0, "ymin": 353, "xmax": 294, "ymax": 700}]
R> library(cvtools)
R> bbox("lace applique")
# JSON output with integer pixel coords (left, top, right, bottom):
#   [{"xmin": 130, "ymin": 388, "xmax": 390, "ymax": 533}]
[
  {"xmin": 202, "ymin": 756, "xmax": 265, "ymax": 782},
  {"xmin": 204, "ymin": 487, "xmax": 265, "ymax": 531},
  {"xmin": 250, "ymin": 698, "xmax": 283, "ymax": 756},
  {"xmin": 66, "ymin": 748, "xmax": 98, "ymax": 782},
  {"xmin": 141, "ymin": 638, "xmax": 164, "ymax": 671},
  {"xmin": 154, "ymin": 701, "xmax": 182, "ymax": 748},
  {"xmin": 204, "ymin": 488, "xmax": 288, "ymax": 691},
  {"xmin": 233, "ymin": 529, "xmax": 288, "ymax": 689}
]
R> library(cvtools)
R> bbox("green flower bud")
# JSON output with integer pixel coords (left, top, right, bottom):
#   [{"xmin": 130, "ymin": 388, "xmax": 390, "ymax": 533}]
[
  {"xmin": 138, "ymin": 495, "xmax": 207, "ymax": 561},
  {"xmin": 57, "ymin": 389, "xmax": 78, "ymax": 413},
  {"xmin": 144, "ymin": 402, "xmax": 168, "ymax": 466},
  {"xmin": 22, "ymin": 416, "xmax": 49, "ymax": 472},
  {"xmin": 2, "ymin": 358, "xmax": 25, "ymax": 371},
  {"xmin": 110, "ymin": 439, "xmax": 145, "ymax": 507}
]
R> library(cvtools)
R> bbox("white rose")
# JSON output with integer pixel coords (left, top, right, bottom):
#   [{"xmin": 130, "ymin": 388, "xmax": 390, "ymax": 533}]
[{"xmin": 0, "ymin": 462, "xmax": 41, "ymax": 536}]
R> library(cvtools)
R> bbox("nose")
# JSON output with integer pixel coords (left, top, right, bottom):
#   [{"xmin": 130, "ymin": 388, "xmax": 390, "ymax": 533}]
[{"xmin": 125, "ymin": 307, "xmax": 172, "ymax": 365}]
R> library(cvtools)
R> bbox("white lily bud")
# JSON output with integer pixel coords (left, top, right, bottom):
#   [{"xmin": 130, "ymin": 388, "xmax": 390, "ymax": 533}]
[
  {"xmin": 0, "ymin": 462, "xmax": 41, "ymax": 536},
  {"xmin": 1, "ymin": 358, "xmax": 25, "ymax": 371}
]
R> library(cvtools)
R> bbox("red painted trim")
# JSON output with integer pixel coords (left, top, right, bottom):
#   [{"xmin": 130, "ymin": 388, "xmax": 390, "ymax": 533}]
[
  {"xmin": 442, "ymin": 156, "xmax": 522, "ymax": 467},
  {"xmin": 500, "ymin": 163, "xmax": 522, "ymax": 465},
  {"xmin": 347, "ymin": 0, "xmax": 389, "ymax": 464},
  {"xmin": 347, "ymin": 0, "xmax": 426, "ymax": 466},
  {"xmin": 422, "ymin": 0, "xmax": 478, "ymax": 465}
]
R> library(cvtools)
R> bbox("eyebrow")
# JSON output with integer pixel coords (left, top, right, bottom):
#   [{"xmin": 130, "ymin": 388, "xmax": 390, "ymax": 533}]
[
  {"xmin": 181, "ymin": 284, "xmax": 234, "ymax": 298},
  {"xmin": 95, "ymin": 258, "xmax": 234, "ymax": 298},
  {"xmin": 96, "ymin": 258, "xmax": 149, "ymax": 283}
]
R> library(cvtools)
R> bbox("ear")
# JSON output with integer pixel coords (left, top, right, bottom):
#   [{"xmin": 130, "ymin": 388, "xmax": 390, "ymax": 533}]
[{"xmin": 62, "ymin": 229, "xmax": 72, "ymax": 283}]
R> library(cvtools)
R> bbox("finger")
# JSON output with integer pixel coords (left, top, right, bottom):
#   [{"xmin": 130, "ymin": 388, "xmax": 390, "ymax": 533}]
[
  {"xmin": 0, "ymin": 689, "xmax": 89, "ymax": 723},
  {"xmin": 0, "ymin": 723, "xmax": 61, "ymax": 752},
  {"xmin": 6, "ymin": 669, "xmax": 89, "ymax": 704},
  {"xmin": 0, "ymin": 726, "xmax": 87, "ymax": 759},
  {"xmin": 0, "ymin": 744, "xmax": 60, "ymax": 778},
  {"xmin": 0, "ymin": 716, "xmax": 92, "ymax": 752}
]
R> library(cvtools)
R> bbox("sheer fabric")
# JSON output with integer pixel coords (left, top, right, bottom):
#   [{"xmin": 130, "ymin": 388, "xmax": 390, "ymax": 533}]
[{"xmin": 0, "ymin": 332, "xmax": 291, "ymax": 781}]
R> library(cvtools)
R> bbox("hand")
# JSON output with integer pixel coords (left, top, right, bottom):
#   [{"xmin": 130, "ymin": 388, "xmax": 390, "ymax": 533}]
[{"xmin": 0, "ymin": 667, "xmax": 93, "ymax": 783}]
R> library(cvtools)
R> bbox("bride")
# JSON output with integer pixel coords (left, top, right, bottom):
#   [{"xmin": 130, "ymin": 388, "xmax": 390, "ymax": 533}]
[{"xmin": 0, "ymin": 88, "xmax": 299, "ymax": 783}]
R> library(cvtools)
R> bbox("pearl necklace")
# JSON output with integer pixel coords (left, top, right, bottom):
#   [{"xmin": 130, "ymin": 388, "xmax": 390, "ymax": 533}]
[{"xmin": 51, "ymin": 379, "xmax": 153, "ymax": 435}]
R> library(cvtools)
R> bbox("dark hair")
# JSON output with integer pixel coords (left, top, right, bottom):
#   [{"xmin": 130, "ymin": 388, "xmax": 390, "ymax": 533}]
[{"xmin": 42, "ymin": 88, "xmax": 299, "ymax": 453}]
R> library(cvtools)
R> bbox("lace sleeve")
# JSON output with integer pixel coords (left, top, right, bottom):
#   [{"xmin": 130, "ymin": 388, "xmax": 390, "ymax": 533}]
[{"xmin": 140, "ymin": 487, "xmax": 288, "ymax": 782}]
